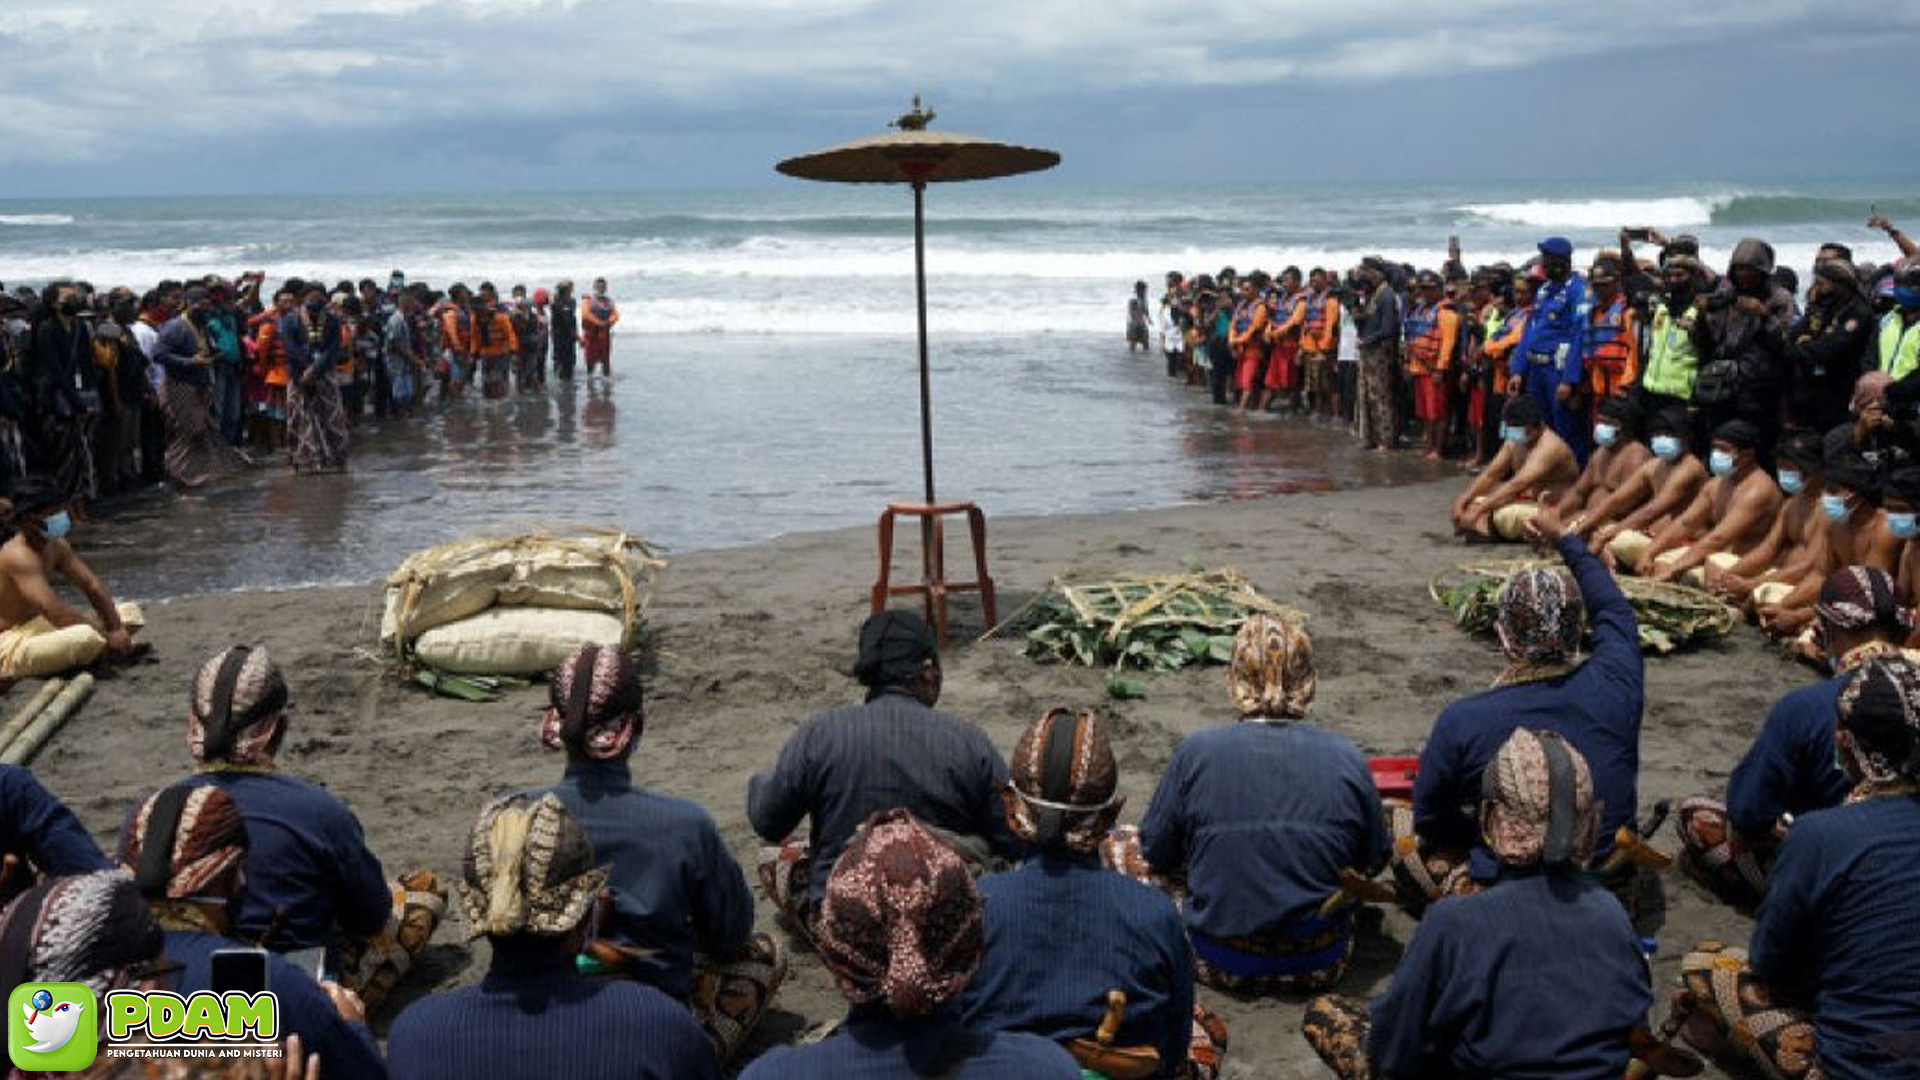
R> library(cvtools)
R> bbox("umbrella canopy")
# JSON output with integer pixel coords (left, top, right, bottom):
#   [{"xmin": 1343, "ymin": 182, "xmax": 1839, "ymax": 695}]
[{"xmin": 775, "ymin": 100, "xmax": 1059, "ymax": 508}]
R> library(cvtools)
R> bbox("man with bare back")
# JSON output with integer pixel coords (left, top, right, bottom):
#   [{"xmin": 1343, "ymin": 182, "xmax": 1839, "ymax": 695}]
[
  {"xmin": 0, "ymin": 480, "xmax": 145, "ymax": 681},
  {"xmin": 1640, "ymin": 420, "xmax": 1783, "ymax": 588}
]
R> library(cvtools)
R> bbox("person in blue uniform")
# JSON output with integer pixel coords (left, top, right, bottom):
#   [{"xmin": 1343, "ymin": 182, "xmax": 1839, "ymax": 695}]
[
  {"xmin": 1676, "ymin": 566, "xmax": 1907, "ymax": 905},
  {"xmin": 387, "ymin": 792, "xmax": 717, "ymax": 1080},
  {"xmin": 1114, "ymin": 613, "xmax": 1388, "ymax": 994},
  {"xmin": 0, "ymin": 763, "xmax": 109, "ymax": 903},
  {"xmin": 532, "ymin": 643, "xmax": 783, "ymax": 1063},
  {"xmin": 739, "ymin": 809, "xmax": 1080, "ymax": 1080},
  {"xmin": 959, "ymin": 707, "xmax": 1220, "ymax": 1079},
  {"xmin": 118, "ymin": 783, "xmax": 389, "ymax": 1079},
  {"xmin": 1398, "ymin": 502, "xmax": 1643, "ymax": 911},
  {"xmin": 1304, "ymin": 729, "xmax": 1653, "ymax": 1080},
  {"xmin": 1677, "ymin": 655, "xmax": 1920, "ymax": 1080},
  {"xmin": 747, "ymin": 610, "xmax": 1019, "ymax": 932},
  {"xmin": 1512, "ymin": 236, "xmax": 1594, "ymax": 463}
]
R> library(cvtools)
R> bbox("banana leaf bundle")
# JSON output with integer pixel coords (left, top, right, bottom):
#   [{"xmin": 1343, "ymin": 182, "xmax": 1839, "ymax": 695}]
[
  {"xmin": 1430, "ymin": 559, "xmax": 1735, "ymax": 654},
  {"xmin": 1018, "ymin": 570, "xmax": 1302, "ymax": 671}
]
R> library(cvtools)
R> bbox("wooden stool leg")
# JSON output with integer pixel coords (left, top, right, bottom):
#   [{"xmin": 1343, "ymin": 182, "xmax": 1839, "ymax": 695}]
[
  {"xmin": 871, "ymin": 510, "xmax": 895, "ymax": 614},
  {"xmin": 929, "ymin": 514, "xmax": 950, "ymax": 648},
  {"xmin": 967, "ymin": 506, "xmax": 996, "ymax": 630}
]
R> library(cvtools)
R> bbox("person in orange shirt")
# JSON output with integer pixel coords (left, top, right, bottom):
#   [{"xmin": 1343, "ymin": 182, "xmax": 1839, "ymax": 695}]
[
  {"xmin": 438, "ymin": 283, "xmax": 477, "ymax": 402},
  {"xmin": 1227, "ymin": 276, "xmax": 1271, "ymax": 410},
  {"xmin": 472, "ymin": 283, "xmax": 520, "ymax": 400},
  {"xmin": 1403, "ymin": 271, "xmax": 1462, "ymax": 461},
  {"xmin": 1260, "ymin": 267, "xmax": 1308, "ymax": 414},
  {"xmin": 246, "ymin": 285, "xmax": 296, "ymax": 453},
  {"xmin": 1582, "ymin": 257, "xmax": 1640, "ymax": 415},
  {"xmin": 580, "ymin": 277, "xmax": 620, "ymax": 380},
  {"xmin": 1291, "ymin": 268, "xmax": 1342, "ymax": 421}
]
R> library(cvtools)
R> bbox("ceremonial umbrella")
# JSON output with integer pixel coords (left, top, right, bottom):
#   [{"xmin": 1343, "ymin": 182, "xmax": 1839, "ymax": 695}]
[{"xmin": 776, "ymin": 99, "xmax": 1060, "ymax": 505}]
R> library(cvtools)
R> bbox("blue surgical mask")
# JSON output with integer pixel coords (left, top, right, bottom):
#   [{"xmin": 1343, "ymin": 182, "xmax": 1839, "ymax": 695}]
[
  {"xmin": 40, "ymin": 511, "xmax": 71, "ymax": 540},
  {"xmin": 1778, "ymin": 470, "xmax": 1804, "ymax": 495},
  {"xmin": 1891, "ymin": 513, "xmax": 1919, "ymax": 540},
  {"xmin": 1709, "ymin": 450, "xmax": 1736, "ymax": 478},
  {"xmin": 1822, "ymin": 493, "xmax": 1850, "ymax": 521},
  {"xmin": 1895, "ymin": 285, "xmax": 1920, "ymax": 311},
  {"xmin": 1593, "ymin": 423, "xmax": 1620, "ymax": 448},
  {"xmin": 1651, "ymin": 435, "xmax": 1682, "ymax": 461},
  {"xmin": 1503, "ymin": 425, "xmax": 1527, "ymax": 445}
]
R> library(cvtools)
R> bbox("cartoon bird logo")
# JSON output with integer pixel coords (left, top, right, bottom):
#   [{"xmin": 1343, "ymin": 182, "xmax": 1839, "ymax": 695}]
[{"xmin": 21, "ymin": 990, "xmax": 84, "ymax": 1054}]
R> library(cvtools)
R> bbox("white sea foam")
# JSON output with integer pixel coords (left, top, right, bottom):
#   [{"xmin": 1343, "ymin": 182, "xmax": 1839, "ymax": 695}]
[
  {"xmin": 0, "ymin": 213, "xmax": 75, "ymax": 226},
  {"xmin": 1458, "ymin": 195, "xmax": 1739, "ymax": 230}
]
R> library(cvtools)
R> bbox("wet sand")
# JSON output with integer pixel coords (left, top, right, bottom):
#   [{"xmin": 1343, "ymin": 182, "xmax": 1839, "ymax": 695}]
[{"xmin": 36, "ymin": 476, "xmax": 1800, "ymax": 1078}]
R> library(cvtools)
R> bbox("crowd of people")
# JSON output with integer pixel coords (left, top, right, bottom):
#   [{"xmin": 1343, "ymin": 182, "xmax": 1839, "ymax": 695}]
[
  {"xmin": 4, "ymin": 568, "xmax": 1919, "ymax": 1078},
  {"xmin": 1140, "ymin": 213, "xmax": 1920, "ymax": 474},
  {"xmin": 0, "ymin": 271, "xmax": 624, "ymax": 504}
]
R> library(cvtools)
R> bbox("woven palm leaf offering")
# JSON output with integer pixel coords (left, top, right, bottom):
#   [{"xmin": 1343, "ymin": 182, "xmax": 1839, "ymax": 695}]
[
  {"xmin": 1429, "ymin": 558, "xmax": 1735, "ymax": 655},
  {"xmin": 1014, "ymin": 569, "xmax": 1302, "ymax": 672}
]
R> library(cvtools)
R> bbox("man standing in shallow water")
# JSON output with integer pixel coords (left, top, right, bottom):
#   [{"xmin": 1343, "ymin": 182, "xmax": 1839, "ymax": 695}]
[{"xmin": 581, "ymin": 277, "xmax": 619, "ymax": 381}]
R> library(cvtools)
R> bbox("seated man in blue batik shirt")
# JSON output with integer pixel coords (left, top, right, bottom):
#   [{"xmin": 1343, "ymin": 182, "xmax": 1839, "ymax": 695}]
[
  {"xmin": 748, "ymin": 610, "xmax": 1020, "ymax": 931},
  {"xmin": 1675, "ymin": 565, "xmax": 1905, "ymax": 905},
  {"xmin": 1117, "ymin": 613, "xmax": 1388, "ymax": 995},
  {"xmin": 1678, "ymin": 655, "xmax": 1920, "ymax": 1080},
  {"xmin": 1400, "ymin": 502, "xmax": 1644, "ymax": 910},
  {"xmin": 0, "ymin": 762, "xmax": 110, "ymax": 903},
  {"xmin": 388, "ymin": 793, "xmax": 718, "ymax": 1080},
  {"xmin": 533, "ymin": 643, "xmax": 783, "ymax": 1064},
  {"xmin": 960, "ymin": 708, "xmax": 1220, "ymax": 1079},
  {"xmin": 119, "ymin": 783, "xmax": 390, "ymax": 1079},
  {"xmin": 1304, "ymin": 729, "xmax": 1654, "ymax": 1080}
]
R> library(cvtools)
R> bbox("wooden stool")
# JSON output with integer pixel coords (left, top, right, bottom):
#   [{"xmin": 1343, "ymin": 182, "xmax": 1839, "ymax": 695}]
[{"xmin": 871, "ymin": 502, "xmax": 997, "ymax": 647}]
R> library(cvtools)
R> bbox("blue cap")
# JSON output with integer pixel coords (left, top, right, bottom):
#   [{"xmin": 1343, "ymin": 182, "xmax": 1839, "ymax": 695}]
[{"xmin": 1538, "ymin": 236, "xmax": 1574, "ymax": 259}]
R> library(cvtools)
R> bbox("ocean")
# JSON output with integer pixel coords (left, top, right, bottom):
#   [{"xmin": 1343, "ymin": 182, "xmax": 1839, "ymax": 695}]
[{"xmin": 2, "ymin": 180, "xmax": 1913, "ymax": 597}]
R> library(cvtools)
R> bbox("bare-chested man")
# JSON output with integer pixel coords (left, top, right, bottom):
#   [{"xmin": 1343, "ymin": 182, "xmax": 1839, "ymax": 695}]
[
  {"xmin": 1450, "ymin": 396, "xmax": 1579, "ymax": 541},
  {"xmin": 1557, "ymin": 396, "xmax": 1652, "ymax": 532},
  {"xmin": 1707, "ymin": 430, "xmax": 1827, "ymax": 612},
  {"xmin": 1585, "ymin": 408, "xmax": 1710, "ymax": 570},
  {"xmin": 1885, "ymin": 467, "xmax": 1920, "ymax": 613},
  {"xmin": 1759, "ymin": 446, "xmax": 1901, "ymax": 639},
  {"xmin": 0, "ymin": 480, "xmax": 145, "ymax": 681},
  {"xmin": 1643, "ymin": 420, "xmax": 1784, "ymax": 587}
]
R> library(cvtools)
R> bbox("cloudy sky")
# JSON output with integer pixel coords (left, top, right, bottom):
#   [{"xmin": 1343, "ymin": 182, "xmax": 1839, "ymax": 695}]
[{"xmin": 2, "ymin": 0, "xmax": 1916, "ymax": 197}]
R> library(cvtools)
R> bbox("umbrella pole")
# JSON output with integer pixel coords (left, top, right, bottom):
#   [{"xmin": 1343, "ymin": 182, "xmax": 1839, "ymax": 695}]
[{"xmin": 913, "ymin": 180, "xmax": 936, "ymax": 604}]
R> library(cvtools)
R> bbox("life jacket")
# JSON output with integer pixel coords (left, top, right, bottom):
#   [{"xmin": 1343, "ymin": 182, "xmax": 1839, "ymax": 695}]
[
  {"xmin": 1881, "ymin": 312, "xmax": 1920, "ymax": 382},
  {"xmin": 441, "ymin": 307, "xmax": 475, "ymax": 356},
  {"xmin": 1300, "ymin": 291, "xmax": 1335, "ymax": 351},
  {"xmin": 1643, "ymin": 301, "xmax": 1703, "ymax": 398},
  {"xmin": 585, "ymin": 296, "xmax": 615, "ymax": 332},
  {"xmin": 1402, "ymin": 301, "xmax": 1449, "ymax": 375},
  {"xmin": 1582, "ymin": 296, "xmax": 1632, "ymax": 371},
  {"xmin": 1232, "ymin": 301, "xmax": 1255, "ymax": 337}
]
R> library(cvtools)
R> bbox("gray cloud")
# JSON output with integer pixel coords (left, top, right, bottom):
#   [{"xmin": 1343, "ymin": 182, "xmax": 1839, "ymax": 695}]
[{"xmin": 1, "ymin": 0, "xmax": 1915, "ymax": 194}]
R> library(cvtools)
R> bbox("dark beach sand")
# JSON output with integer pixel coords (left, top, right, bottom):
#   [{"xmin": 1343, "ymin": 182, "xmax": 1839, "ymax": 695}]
[{"xmin": 34, "ymin": 477, "xmax": 1803, "ymax": 1078}]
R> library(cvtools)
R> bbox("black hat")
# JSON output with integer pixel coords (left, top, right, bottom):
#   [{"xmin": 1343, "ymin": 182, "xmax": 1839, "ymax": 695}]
[
  {"xmin": 1503, "ymin": 396, "xmax": 1544, "ymax": 428},
  {"xmin": 1712, "ymin": 419, "xmax": 1761, "ymax": 451},
  {"xmin": 9, "ymin": 478, "xmax": 65, "ymax": 517},
  {"xmin": 1777, "ymin": 429, "xmax": 1824, "ymax": 472}
]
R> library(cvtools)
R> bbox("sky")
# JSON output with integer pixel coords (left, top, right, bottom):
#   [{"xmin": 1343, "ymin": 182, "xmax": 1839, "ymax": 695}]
[{"xmin": 2, "ymin": 0, "xmax": 1917, "ymax": 197}]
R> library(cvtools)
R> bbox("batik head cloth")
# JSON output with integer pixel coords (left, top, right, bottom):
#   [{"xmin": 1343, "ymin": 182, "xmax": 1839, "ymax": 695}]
[
  {"xmin": 1002, "ymin": 708, "xmax": 1123, "ymax": 852},
  {"xmin": 118, "ymin": 785, "xmax": 248, "ymax": 900},
  {"xmin": 1480, "ymin": 729, "xmax": 1600, "ymax": 869},
  {"xmin": 0, "ymin": 871, "xmax": 163, "ymax": 1000},
  {"xmin": 1228, "ymin": 613, "xmax": 1316, "ymax": 719},
  {"xmin": 814, "ymin": 809, "xmax": 983, "ymax": 1018},
  {"xmin": 1815, "ymin": 566, "xmax": 1911, "ymax": 635},
  {"xmin": 1836, "ymin": 656, "xmax": 1920, "ymax": 785},
  {"xmin": 187, "ymin": 646, "xmax": 289, "ymax": 767},
  {"xmin": 459, "ymin": 793, "xmax": 608, "ymax": 940},
  {"xmin": 1495, "ymin": 567, "xmax": 1584, "ymax": 663},
  {"xmin": 539, "ymin": 644, "xmax": 642, "ymax": 760}
]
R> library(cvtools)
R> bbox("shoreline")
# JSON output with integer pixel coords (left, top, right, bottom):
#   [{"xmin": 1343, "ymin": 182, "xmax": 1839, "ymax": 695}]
[{"xmin": 39, "ymin": 479, "xmax": 1797, "ymax": 1077}]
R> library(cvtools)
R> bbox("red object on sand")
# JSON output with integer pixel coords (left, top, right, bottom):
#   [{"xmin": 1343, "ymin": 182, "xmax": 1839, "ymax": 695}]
[{"xmin": 1370, "ymin": 756, "xmax": 1419, "ymax": 800}]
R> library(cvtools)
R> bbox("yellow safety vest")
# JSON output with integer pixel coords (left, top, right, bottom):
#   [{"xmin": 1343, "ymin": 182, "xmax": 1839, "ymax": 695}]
[
  {"xmin": 1881, "ymin": 312, "xmax": 1920, "ymax": 381},
  {"xmin": 1643, "ymin": 302, "xmax": 1702, "ymax": 398}
]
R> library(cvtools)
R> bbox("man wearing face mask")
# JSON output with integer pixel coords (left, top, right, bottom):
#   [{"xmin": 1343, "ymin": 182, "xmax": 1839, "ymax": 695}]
[
  {"xmin": 1450, "ymin": 396, "xmax": 1578, "ymax": 541},
  {"xmin": 1512, "ymin": 237, "xmax": 1593, "ymax": 463},
  {"xmin": 1707, "ymin": 429, "xmax": 1828, "ymax": 613},
  {"xmin": 1557, "ymin": 396, "xmax": 1651, "ymax": 534},
  {"xmin": 1785, "ymin": 258, "xmax": 1873, "ymax": 433},
  {"xmin": 1586, "ymin": 409, "xmax": 1709, "ymax": 568},
  {"xmin": 28, "ymin": 281, "xmax": 100, "ymax": 507},
  {"xmin": 1643, "ymin": 420, "xmax": 1784, "ymax": 587},
  {"xmin": 1759, "ymin": 437, "xmax": 1900, "ymax": 640},
  {"xmin": 1633, "ymin": 257, "xmax": 1713, "ymax": 445},
  {"xmin": 1695, "ymin": 240, "xmax": 1796, "ymax": 457},
  {"xmin": 152, "ymin": 287, "xmax": 249, "ymax": 489},
  {"xmin": 1875, "ymin": 259, "xmax": 1920, "ymax": 381},
  {"xmin": 0, "ymin": 479, "xmax": 145, "ymax": 679}
]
